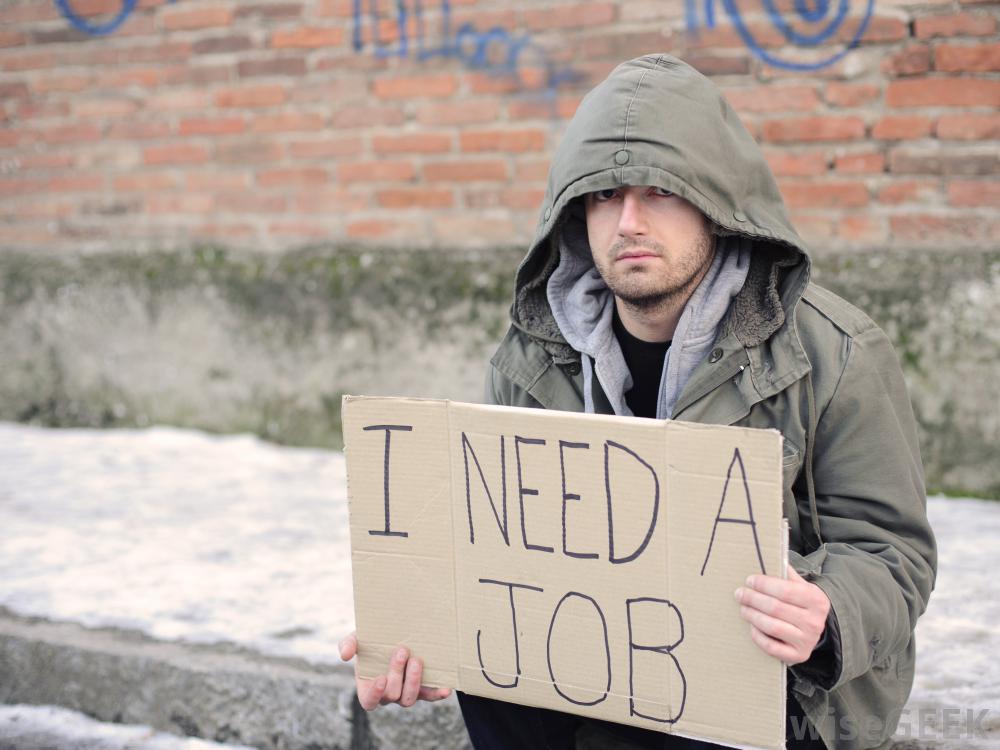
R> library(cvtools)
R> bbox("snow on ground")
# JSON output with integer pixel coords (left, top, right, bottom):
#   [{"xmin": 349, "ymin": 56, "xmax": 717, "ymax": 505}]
[
  {"xmin": 0, "ymin": 422, "xmax": 353, "ymax": 664},
  {"xmin": 0, "ymin": 704, "xmax": 256, "ymax": 750},
  {"xmin": 0, "ymin": 422, "xmax": 998, "ymax": 745}
]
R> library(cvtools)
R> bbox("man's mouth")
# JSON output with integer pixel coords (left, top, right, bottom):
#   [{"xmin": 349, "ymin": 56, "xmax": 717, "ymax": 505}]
[{"xmin": 615, "ymin": 250, "xmax": 659, "ymax": 261}]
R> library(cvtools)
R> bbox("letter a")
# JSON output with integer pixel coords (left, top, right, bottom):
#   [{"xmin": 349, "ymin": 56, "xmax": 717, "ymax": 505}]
[{"xmin": 699, "ymin": 447, "xmax": 766, "ymax": 576}]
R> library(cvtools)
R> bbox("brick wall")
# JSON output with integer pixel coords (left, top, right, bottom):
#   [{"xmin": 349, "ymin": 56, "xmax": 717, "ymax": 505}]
[{"xmin": 1, "ymin": 0, "xmax": 998, "ymax": 252}]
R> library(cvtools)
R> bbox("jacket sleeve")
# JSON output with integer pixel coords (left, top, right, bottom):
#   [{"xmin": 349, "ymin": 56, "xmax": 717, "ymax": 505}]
[{"xmin": 792, "ymin": 324, "xmax": 937, "ymax": 692}]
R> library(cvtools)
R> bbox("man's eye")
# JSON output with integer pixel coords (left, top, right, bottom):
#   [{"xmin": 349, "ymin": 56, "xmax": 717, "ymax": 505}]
[
  {"xmin": 593, "ymin": 189, "xmax": 618, "ymax": 202},
  {"xmin": 652, "ymin": 187, "xmax": 674, "ymax": 197}
]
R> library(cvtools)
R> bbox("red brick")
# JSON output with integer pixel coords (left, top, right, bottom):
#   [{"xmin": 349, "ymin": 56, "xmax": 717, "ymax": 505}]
[
  {"xmin": 890, "ymin": 213, "xmax": 985, "ymax": 242},
  {"xmin": 48, "ymin": 175, "xmax": 104, "ymax": 193},
  {"xmin": 872, "ymin": 116, "xmax": 934, "ymax": 140},
  {"xmin": 764, "ymin": 151, "xmax": 829, "ymax": 176},
  {"xmin": 823, "ymin": 83, "xmax": 881, "ymax": 107},
  {"xmin": 723, "ymin": 85, "xmax": 819, "ymax": 113},
  {"xmin": 160, "ymin": 64, "xmax": 231, "ymax": 86},
  {"xmin": 886, "ymin": 78, "xmax": 1000, "ymax": 107},
  {"xmin": 431, "ymin": 215, "xmax": 517, "ymax": 244},
  {"xmin": 238, "ymin": 57, "xmax": 308, "ymax": 78},
  {"xmin": 144, "ymin": 144, "xmax": 210, "ymax": 165},
  {"xmin": 330, "ymin": 105, "xmax": 405, "ymax": 129},
  {"xmin": 147, "ymin": 89, "xmax": 212, "ymax": 111},
  {"xmin": 935, "ymin": 43, "xmax": 1000, "ymax": 72},
  {"xmin": 374, "ymin": 74, "xmax": 458, "ymax": 99},
  {"xmin": 271, "ymin": 27, "xmax": 344, "ymax": 48},
  {"xmin": 108, "ymin": 121, "xmax": 172, "ymax": 140},
  {"xmin": 0, "ymin": 81, "xmax": 29, "ymax": 99},
  {"xmin": 460, "ymin": 129, "xmax": 546, "ymax": 152},
  {"xmin": 837, "ymin": 215, "xmax": 887, "ymax": 244},
  {"xmin": 256, "ymin": 167, "xmax": 329, "ymax": 187},
  {"xmin": 337, "ymin": 160, "xmax": 415, "ymax": 183},
  {"xmin": 835, "ymin": 152, "xmax": 885, "ymax": 174},
  {"xmin": 515, "ymin": 158, "xmax": 551, "ymax": 182},
  {"xmin": 2, "ymin": 51, "xmax": 58, "ymax": 72},
  {"xmin": 889, "ymin": 149, "xmax": 998, "ymax": 175},
  {"xmin": 316, "ymin": 0, "xmax": 354, "ymax": 16},
  {"xmin": 684, "ymin": 20, "xmax": 785, "ymax": 50},
  {"xmin": 179, "ymin": 117, "xmax": 246, "ymax": 136},
  {"xmin": 287, "ymin": 136, "xmax": 362, "ymax": 159},
  {"xmin": 882, "ymin": 45, "xmax": 932, "ymax": 77},
  {"xmin": 376, "ymin": 188, "xmax": 454, "ymax": 209},
  {"xmin": 372, "ymin": 133, "xmax": 452, "ymax": 154},
  {"xmin": 464, "ymin": 188, "xmax": 546, "ymax": 211},
  {"xmin": 216, "ymin": 192, "xmax": 287, "ymax": 212},
  {"xmin": 251, "ymin": 112, "xmax": 325, "ymax": 133},
  {"xmin": 184, "ymin": 172, "xmax": 250, "ymax": 191},
  {"xmin": 878, "ymin": 180, "xmax": 940, "ymax": 205},
  {"xmin": 524, "ymin": 2, "xmax": 616, "ymax": 30},
  {"xmin": 417, "ymin": 101, "xmax": 501, "ymax": 126},
  {"xmin": 146, "ymin": 193, "xmax": 215, "ymax": 214},
  {"xmin": 267, "ymin": 221, "xmax": 332, "ymax": 238},
  {"xmin": 192, "ymin": 34, "xmax": 254, "ymax": 55},
  {"xmin": 41, "ymin": 124, "xmax": 102, "ymax": 145},
  {"xmin": 685, "ymin": 54, "xmax": 751, "ymax": 77},
  {"xmin": 761, "ymin": 117, "xmax": 866, "ymax": 143},
  {"xmin": 780, "ymin": 181, "xmax": 870, "ymax": 208},
  {"xmin": 847, "ymin": 15, "xmax": 908, "ymax": 42},
  {"xmin": 215, "ymin": 85, "xmax": 287, "ymax": 108},
  {"xmin": 424, "ymin": 160, "xmax": 508, "ymax": 182},
  {"xmin": 0, "ymin": 2, "xmax": 59, "ymax": 23},
  {"xmin": 235, "ymin": 3, "xmax": 303, "ymax": 20},
  {"xmin": 30, "ymin": 73, "xmax": 91, "ymax": 93},
  {"xmin": 915, "ymin": 12, "xmax": 997, "ymax": 39},
  {"xmin": 160, "ymin": 5, "xmax": 232, "ymax": 30},
  {"xmin": 949, "ymin": 180, "xmax": 1000, "ymax": 207},
  {"xmin": 114, "ymin": 41, "xmax": 191, "ymax": 64},
  {"xmin": 74, "ymin": 99, "xmax": 139, "ymax": 118},
  {"xmin": 346, "ymin": 218, "xmax": 425, "ymax": 240},
  {"xmin": 292, "ymin": 187, "xmax": 368, "ymax": 213},
  {"xmin": 216, "ymin": 141, "xmax": 285, "ymax": 163},
  {"xmin": 0, "ymin": 31, "xmax": 26, "ymax": 47},
  {"xmin": 935, "ymin": 113, "xmax": 1000, "ymax": 140},
  {"xmin": 19, "ymin": 153, "xmax": 74, "ymax": 169},
  {"xmin": 506, "ymin": 96, "xmax": 581, "ymax": 121}
]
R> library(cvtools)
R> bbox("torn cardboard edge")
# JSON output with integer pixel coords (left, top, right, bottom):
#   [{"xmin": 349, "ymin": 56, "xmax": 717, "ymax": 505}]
[{"xmin": 343, "ymin": 396, "xmax": 789, "ymax": 750}]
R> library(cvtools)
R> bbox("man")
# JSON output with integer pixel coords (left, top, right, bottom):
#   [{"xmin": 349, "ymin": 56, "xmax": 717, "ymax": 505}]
[{"xmin": 340, "ymin": 54, "xmax": 937, "ymax": 749}]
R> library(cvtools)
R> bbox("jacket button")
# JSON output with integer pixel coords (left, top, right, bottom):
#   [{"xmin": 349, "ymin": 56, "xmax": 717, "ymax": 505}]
[
  {"xmin": 614, "ymin": 149, "xmax": 630, "ymax": 165},
  {"xmin": 709, "ymin": 348, "xmax": 723, "ymax": 363},
  {"xmin": 733, "ymin": 210, "xmax": 747, "ymax": 222},
  {"xmin": 565, "ymin": 362, "xmax": 581, "ymax": 376}
]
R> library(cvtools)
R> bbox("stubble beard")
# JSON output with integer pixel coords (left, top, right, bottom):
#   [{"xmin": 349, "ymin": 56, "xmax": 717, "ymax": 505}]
[{"xmin": 596, "ymin": 232, "xmax": 717, "ymax": 313}]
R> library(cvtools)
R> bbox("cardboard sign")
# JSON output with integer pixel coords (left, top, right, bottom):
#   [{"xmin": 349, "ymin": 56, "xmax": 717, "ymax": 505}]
[{"xmin": 343, "ymin": 396, "xmax": 788, "ymax": 750}]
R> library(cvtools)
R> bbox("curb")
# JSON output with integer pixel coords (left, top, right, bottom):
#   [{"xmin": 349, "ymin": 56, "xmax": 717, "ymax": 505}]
[{"xmin": 0, "ymin": 609, "xmax": 470, "ymax": 750}]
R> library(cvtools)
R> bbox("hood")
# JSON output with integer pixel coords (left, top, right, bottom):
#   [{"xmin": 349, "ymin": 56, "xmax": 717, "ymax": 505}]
[{"xmin": 510, "ymin": 54, "xmax": 810, "ymax": 360}]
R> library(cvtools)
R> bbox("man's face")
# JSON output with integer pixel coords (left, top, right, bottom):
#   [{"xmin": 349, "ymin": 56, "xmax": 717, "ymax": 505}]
[{"xmin": 583, "ymin": 185, "xmax": 715, "ymax": 309}]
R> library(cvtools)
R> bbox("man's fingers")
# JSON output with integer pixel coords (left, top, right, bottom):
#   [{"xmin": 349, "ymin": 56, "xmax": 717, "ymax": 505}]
[
  {"xmin": 338, "ymin": 632, "xmax": 358, "ymax": 661},
  {"xmin": 398, "ymin": 657, "xmax": 423, "ymax": 707},
  {"xmin": 735, "ymin": 586, "xmax": 800, "ymax": 621},
  {"xmin": 739, "ymin": 604, "xmax": 804, "ymax": 649},
  {"xmin": 382, "ymin": 646, "xmax": 409, "ymax": 703},
  {"xmin": 749, "ymin": 625, "xmax": 801, "ymax": 665},
  {"xmin": 417, "ymin": 686, "xmax": 452, "ymax": 702},
  {"xmin": 359, "ymin": 676, "xmax": 387, "ymax": 711},
  {"xmin": 744, "ymin": 574, "xmax": 815, "ymax": 608}
]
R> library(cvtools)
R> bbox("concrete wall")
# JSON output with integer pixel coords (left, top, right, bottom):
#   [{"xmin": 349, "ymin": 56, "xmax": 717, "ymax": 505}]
[{"xmin": 2, "ymin": 245, "xmax": 997, "ymax": 497}]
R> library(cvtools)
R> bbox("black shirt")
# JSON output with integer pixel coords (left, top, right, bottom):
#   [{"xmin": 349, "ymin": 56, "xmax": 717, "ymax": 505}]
[{"xmin": 612, "ymin": 306, "xmax": 671, "ymax": 419}]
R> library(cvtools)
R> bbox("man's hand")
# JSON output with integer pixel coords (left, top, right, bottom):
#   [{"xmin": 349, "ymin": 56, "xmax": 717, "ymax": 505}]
[
  {"xmin": 735, "ymin": 564, "xmax": 831, "ymax": 665},
  {"xmin": 338, "ymin": 632, "xmax": 452, "ymax": 711}
]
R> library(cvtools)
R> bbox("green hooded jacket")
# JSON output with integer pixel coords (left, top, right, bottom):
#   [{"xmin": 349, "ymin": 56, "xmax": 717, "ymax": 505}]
[{"xmin": 484, "ymin": 54, "xmax": 937, "ymax": 750}]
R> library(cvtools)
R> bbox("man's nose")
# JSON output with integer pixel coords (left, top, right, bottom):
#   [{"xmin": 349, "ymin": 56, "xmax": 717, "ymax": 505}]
[{"xmin": 617, "ymin": 191, "xmax": 648, "ymax": 236}]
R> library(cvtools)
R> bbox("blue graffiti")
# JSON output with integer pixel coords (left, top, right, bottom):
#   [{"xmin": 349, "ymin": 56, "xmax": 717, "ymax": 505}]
[
  {"xmin": 351, "ymin": 0, "xmax": 581, "ymax": 97},
  {"xmin": 686, "ymin": 0, "xmax": 874, "ymax": 71},
  {"xmin": 55, "ymin": 0, "xmax": 175, "ymax": 36}
]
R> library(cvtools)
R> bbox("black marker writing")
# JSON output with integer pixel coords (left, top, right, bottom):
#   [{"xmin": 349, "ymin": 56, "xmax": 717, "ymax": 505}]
[
  {"xmin": 476, "ymin": 578, "xmax": 543, "ymax": 689},
  {"xmin": 546, "ymin": 591, "xmax": 611, "ymax": 706},
  {"xmin": 700, "ymin": 447, "xmax": 766, "ymax": 576},
  {"xmin": 516, "ymin": 435, "xmax": 554, "ymax": 553},
  {"xmin": 605, "ymin": 440, "xmax": 660, "ymax": 564},
  {"xmin": 363, "ymin": 424, "xmax": 412, "ymax": 538},
  {"xmin": 626, "ymin": 597, "xmax": 686, "ymax": 723},
  {"xmin": 462, "ymin": 432, "xmax": 509, "ymax": 546},
  {"xmin": 559, "ymin": 440, "xmax": 597, "ymax": 559}
]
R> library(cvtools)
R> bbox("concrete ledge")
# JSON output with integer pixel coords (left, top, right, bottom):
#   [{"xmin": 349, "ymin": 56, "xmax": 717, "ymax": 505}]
[
  {"xmin": 1, "ymin": 245, "xmax": 997, "ymax": 495},
  {"xmin": 0, "ymin": 609, "xmax": 470, "ymax": 750}
]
